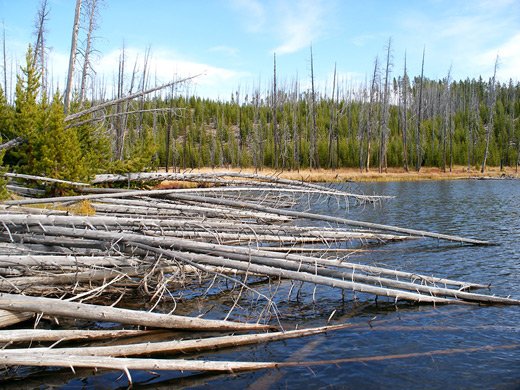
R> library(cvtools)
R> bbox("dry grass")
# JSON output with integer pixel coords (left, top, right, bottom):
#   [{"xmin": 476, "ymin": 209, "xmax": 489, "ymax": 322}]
[{"xmin": 155, "ymin": 166, "xmax": 519, "ymax": 183}]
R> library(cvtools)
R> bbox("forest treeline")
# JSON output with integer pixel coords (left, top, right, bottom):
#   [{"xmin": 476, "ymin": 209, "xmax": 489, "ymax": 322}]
[{"xmin": 1, "ymin": 45, "xmax": 520, "ymax": 194}]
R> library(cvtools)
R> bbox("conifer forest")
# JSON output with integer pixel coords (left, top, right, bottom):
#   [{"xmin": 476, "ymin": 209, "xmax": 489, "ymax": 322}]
[{"xmin": 1, "ymin": 30, "xmax": 519, "ymax": 186}]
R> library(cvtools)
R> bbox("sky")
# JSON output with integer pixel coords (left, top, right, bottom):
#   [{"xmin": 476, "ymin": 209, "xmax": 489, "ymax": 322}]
[{"xmin": 1, "ymin": 0, "xmax": 520, "ymax": 100}]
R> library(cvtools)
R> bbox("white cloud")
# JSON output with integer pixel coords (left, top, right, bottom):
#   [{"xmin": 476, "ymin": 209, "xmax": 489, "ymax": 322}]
[
  {"xmin": 484, "ymin": 32, "xmax": 520, "ymax": 82},
  {"xmin": 91, "ymin": 46, "xmax": 251, "ymax": 99},
  {"xmin": 208, "ymin": 46, "xmax": 239, "ymax": 58},
  {"xmin": 229, "ymin": 0, "xmax": 265, "ymax": 32},
  {"xmin": 273, "ymin": 0, "xmax": 331, "ymax": 55}
]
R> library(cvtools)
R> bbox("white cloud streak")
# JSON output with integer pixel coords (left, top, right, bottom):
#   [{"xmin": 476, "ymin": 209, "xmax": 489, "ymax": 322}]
[{"xmin": 273, "ymin": 0, "xmax": 331, "ymax": 55}]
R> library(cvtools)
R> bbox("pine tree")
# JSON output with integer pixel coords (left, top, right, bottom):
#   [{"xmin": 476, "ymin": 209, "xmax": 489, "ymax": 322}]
[
  {"xmin": 8, "ymin": 45, "xmax": 42, "ymax": 172},
  {"xmin": 35, "ymin": 90, "xmax": 85, "ymax": 182}
]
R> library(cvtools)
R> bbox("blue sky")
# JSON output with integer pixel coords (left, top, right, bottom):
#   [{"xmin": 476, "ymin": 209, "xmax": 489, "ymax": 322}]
[{"xmin": 2, "ymin": 0, "xmax": 519, "ymax": 100}]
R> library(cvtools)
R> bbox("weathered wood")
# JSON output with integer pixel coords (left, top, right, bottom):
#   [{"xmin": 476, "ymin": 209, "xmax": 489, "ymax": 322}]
[
  {"xmin": 165, "ymin": 193, "xmax": 496, "ymax": 246},
  {"xmin": 0, "ymin": 309, "xmax": 33, "ymax": 328},
  {"xmin": 4, "ymin": 172, "xmax": 90, "ymax": 186},
  {"xmin": 2, "ymin": 324, "xmax": 349, "ymax": 357},
  {"xmin": 135, "ymin": 243, "xmax": 519, "ymax": 305},
  {"xmin": 0, "ymin": 137, "xmax": 26, "ymax": 151},
  {"xmin": 0, "ymin": 328, "xmax": 156, "ymax": 343},
  {"xmin": 64, "ymin": 75, "xmax": 201, "ymax": 123},
  {"xmin": 0, "ymin": 293, "xmax": 271, "ymax": 331},
  {"xmin": 0, "ymin": 352, "xmax": 277, "ymax": 372}
]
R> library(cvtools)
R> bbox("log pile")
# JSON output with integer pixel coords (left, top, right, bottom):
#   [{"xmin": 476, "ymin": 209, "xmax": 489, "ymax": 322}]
[{"xmin": 0, "ymin": 171, "xmax": 515, "ymax": 381}]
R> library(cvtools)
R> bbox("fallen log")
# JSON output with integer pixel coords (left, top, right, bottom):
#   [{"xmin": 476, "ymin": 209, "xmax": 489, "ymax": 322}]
[
  {"xmin": 0, "ymin": 137, "xmax": 26, "ymax": 151},
  {"xmin": 165, "ymin": 193, "xmax": 497, "ymax": 246},
  {"xmin": 0, "ymin": 328, "xmax": 157, "ymax": 343},
  {"xmin": 0, "ymin": 293, "xmax": 271, "ymax": 331},
  {"xmin": 0, "ymin": 309, "xmax": 33, "ymax": 328},
  {"xmin": 1, "ymin": 324, "xmax": 349, "ymax": 357},
  {"xmin": 0, "ymin": 352, "xmax": 278, "ymax": 374},
  {"xmin": 3, "ymin": 172, "xmax": 90, "ymax": 186}
]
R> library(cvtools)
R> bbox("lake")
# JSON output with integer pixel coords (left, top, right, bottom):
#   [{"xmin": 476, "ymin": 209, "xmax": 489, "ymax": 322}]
[{"xmin": 15, "ymin": 179, "xmax": 520, "ymax": 389}]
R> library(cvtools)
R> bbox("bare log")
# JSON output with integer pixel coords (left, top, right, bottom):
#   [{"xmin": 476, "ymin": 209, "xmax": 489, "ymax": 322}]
[
  {"xmin": 0, "ymin": 137, "xmax": 26, "ymax": 151},
  {"xmin": 166, "ymin": 193, "xmax": 496, "ymax": 246},
  {"xmin": 3, "ymin": 172, "xmax": 90, "ymax": 186},
  {"xmin": 0, "ymin": 328, "xmax": 156, "ymax": 343},
  {"xmin": 0, "ymin": 293, "xmax": 271, "ymax": 331},
  {"xmin": 0, "ymin": 309, "xmax": 33, "ymax": 328},
  {"xmin": 64, "ymin": 74, "xmax": 201, "ymax": 123},
  {"xmin": 2, "ymin": 324, "xmax": 349, "ymax": 357},
  {"xmin": 0, "ymin": 352, "xmax": 277, "ymax": 373}
]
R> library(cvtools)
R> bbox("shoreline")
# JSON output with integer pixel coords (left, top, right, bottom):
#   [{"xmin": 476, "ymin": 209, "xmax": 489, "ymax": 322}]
[{"xmin": 157, "ymin": 166, "xmax": 519, "ymax": 183}]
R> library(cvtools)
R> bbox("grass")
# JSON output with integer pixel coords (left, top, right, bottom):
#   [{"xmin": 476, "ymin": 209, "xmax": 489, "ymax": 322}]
[{"xmin": 155, "ymin": 165, "xmax": 519, "ymax": 183}]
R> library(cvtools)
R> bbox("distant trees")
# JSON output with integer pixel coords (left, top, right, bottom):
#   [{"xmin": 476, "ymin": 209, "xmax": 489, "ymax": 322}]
[{"xmin": 1, "ymin": 0, "xmax": 518, "ymax": 187}]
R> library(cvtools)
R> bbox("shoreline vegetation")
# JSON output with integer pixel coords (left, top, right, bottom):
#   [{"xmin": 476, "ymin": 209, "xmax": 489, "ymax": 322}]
[{"xmin": 155, "ymin": 165, "xmax": 519, "ymax": 186}]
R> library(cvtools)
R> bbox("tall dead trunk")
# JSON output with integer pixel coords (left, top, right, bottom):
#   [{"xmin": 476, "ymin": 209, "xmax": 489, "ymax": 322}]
[
  {"xmin": 415, "ymin": 47, "xmax": 425, "ymax": 172},
  {"xmin": 79, "ymin": 0, "xmax": 97, "ymax": 105},
  {"xmin": 272, "ymin": 53, "xmax": 278, "ymax": 170},
  {"xmin": 2, "ymin": 21, "xmax": 7, "ymax": 102},
  {"xmin": 310, "ymin": 46, "xmax": 318, "ymax": 170},
  {"xmin": 366, "ymin": 56, "xmax": 379, "ymax": 172},
  {"xmin": 34, "ymin": 0, "xmax": 50, "ymax": 96},
  {"xmin": 64, "ymin": 0, "xmax": 82, "ymax": 115},
  {"xmin": 481, "ymin": 55, "xmax": 499, "ymax": 173},
  {"xmin": 380, "ymin": 37, "xmax": 392, "ymax": 173},
  {"xmin": 328, "ymin": 63, "xmax": 337, "ymax": 170},
  {"xmin": 402, "ymin": 51, "xmax": 409, "ymax": 172}
]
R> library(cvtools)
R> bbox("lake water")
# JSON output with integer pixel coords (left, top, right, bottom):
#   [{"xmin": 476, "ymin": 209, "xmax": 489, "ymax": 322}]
[{"xmin": 11, "ymin": 179, "xmax": 520, "ymax": 389}]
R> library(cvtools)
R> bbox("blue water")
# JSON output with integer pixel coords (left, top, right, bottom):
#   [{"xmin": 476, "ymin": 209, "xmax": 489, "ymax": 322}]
[
  {"xmin": 185, "ymin": 180, "xmax": 520, "ymax": 389},
  {"xmin": 9, "ymin": 179, "xmax": 520, "ymax": 389}
]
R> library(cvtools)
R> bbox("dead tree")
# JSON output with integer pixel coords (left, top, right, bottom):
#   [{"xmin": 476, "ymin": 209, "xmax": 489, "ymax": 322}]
[
  {"xmin": 366, "ymin": 56, "xmax": 379, "ymax": 172},
  {"xmin": 310, "ymin": 45, "xmax": 318, "ymax": 170},
  {"xmin": 2, "ymin": 21, "xmax": 7, "ymax": 102},
  {"xmin": 79, "ymin": 0, "xmax": 100, "ymax": 105},
  {"xmin": 415, "ymin": 47, "xmax": 425, "ymax": 172},
  {"xmin": 481, "ymin": 55, "xmax": 499, "ymax": 173},
  {"xmin": 401, "ymin": 51, "xmax": 409, "ymax": 172},
  {"xmin": 272, "ymin": 53, "xmax": 279, "ymax": 170},
  {"xmin": 64, "ymin": 0, "xmax": 82, "ymax": 115},
  {"xmin": 328, "ymin": 63, "xmax": 337, "ymax": 170},
  {"xmin": 379, "ymin": 37, "xmax": 393, "ymax": 173},
  {"xmin": 33, "ymin": 0, "xmax": 50, "ymax": 96}
]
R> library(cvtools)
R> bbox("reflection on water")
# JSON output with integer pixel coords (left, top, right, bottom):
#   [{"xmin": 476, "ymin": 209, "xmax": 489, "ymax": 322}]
[{"xmin": 5, "ymin": 180, "xmax": 520, "ymax": 389}]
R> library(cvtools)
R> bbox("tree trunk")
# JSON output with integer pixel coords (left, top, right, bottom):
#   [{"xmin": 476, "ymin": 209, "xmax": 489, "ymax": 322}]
[
  {"xmin": 79, "ymin": 0, "xmax": 96, "ymax": 104},
  {"xmin": 482, "ymin": 55, "xmax": 499, "ymax": 173},
  {"xmin": 64, "ymin": 0, "xmax": 82, "ymax": 115},
  {"xmin": 416, "ymin": 47, "xmax": 425, "ymax": 172}
]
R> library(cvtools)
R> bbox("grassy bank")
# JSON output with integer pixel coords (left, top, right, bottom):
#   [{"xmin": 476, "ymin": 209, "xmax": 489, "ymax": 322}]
[{"xmin": 157, "ymin": 166, "xmax": 519, "ymax": 183}]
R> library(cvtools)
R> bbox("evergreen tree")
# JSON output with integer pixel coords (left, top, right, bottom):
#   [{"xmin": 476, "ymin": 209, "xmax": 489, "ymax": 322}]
[
  {"xmin": 8, "ymin": 45, "xmax": 41, "ymax": 172},
  {"xmin": 34, "ymin": 90, "xmax": 85, "ymax": 182}
]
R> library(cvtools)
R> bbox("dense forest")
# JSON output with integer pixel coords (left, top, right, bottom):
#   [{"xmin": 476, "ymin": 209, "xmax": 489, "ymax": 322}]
[
  {"xmin": 1, "ymin": 0, "xmax": 519, "ymax": 193},
  {"xmin": 1, "ymin": 44, "xmax": 519, "ymax": 186}
]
